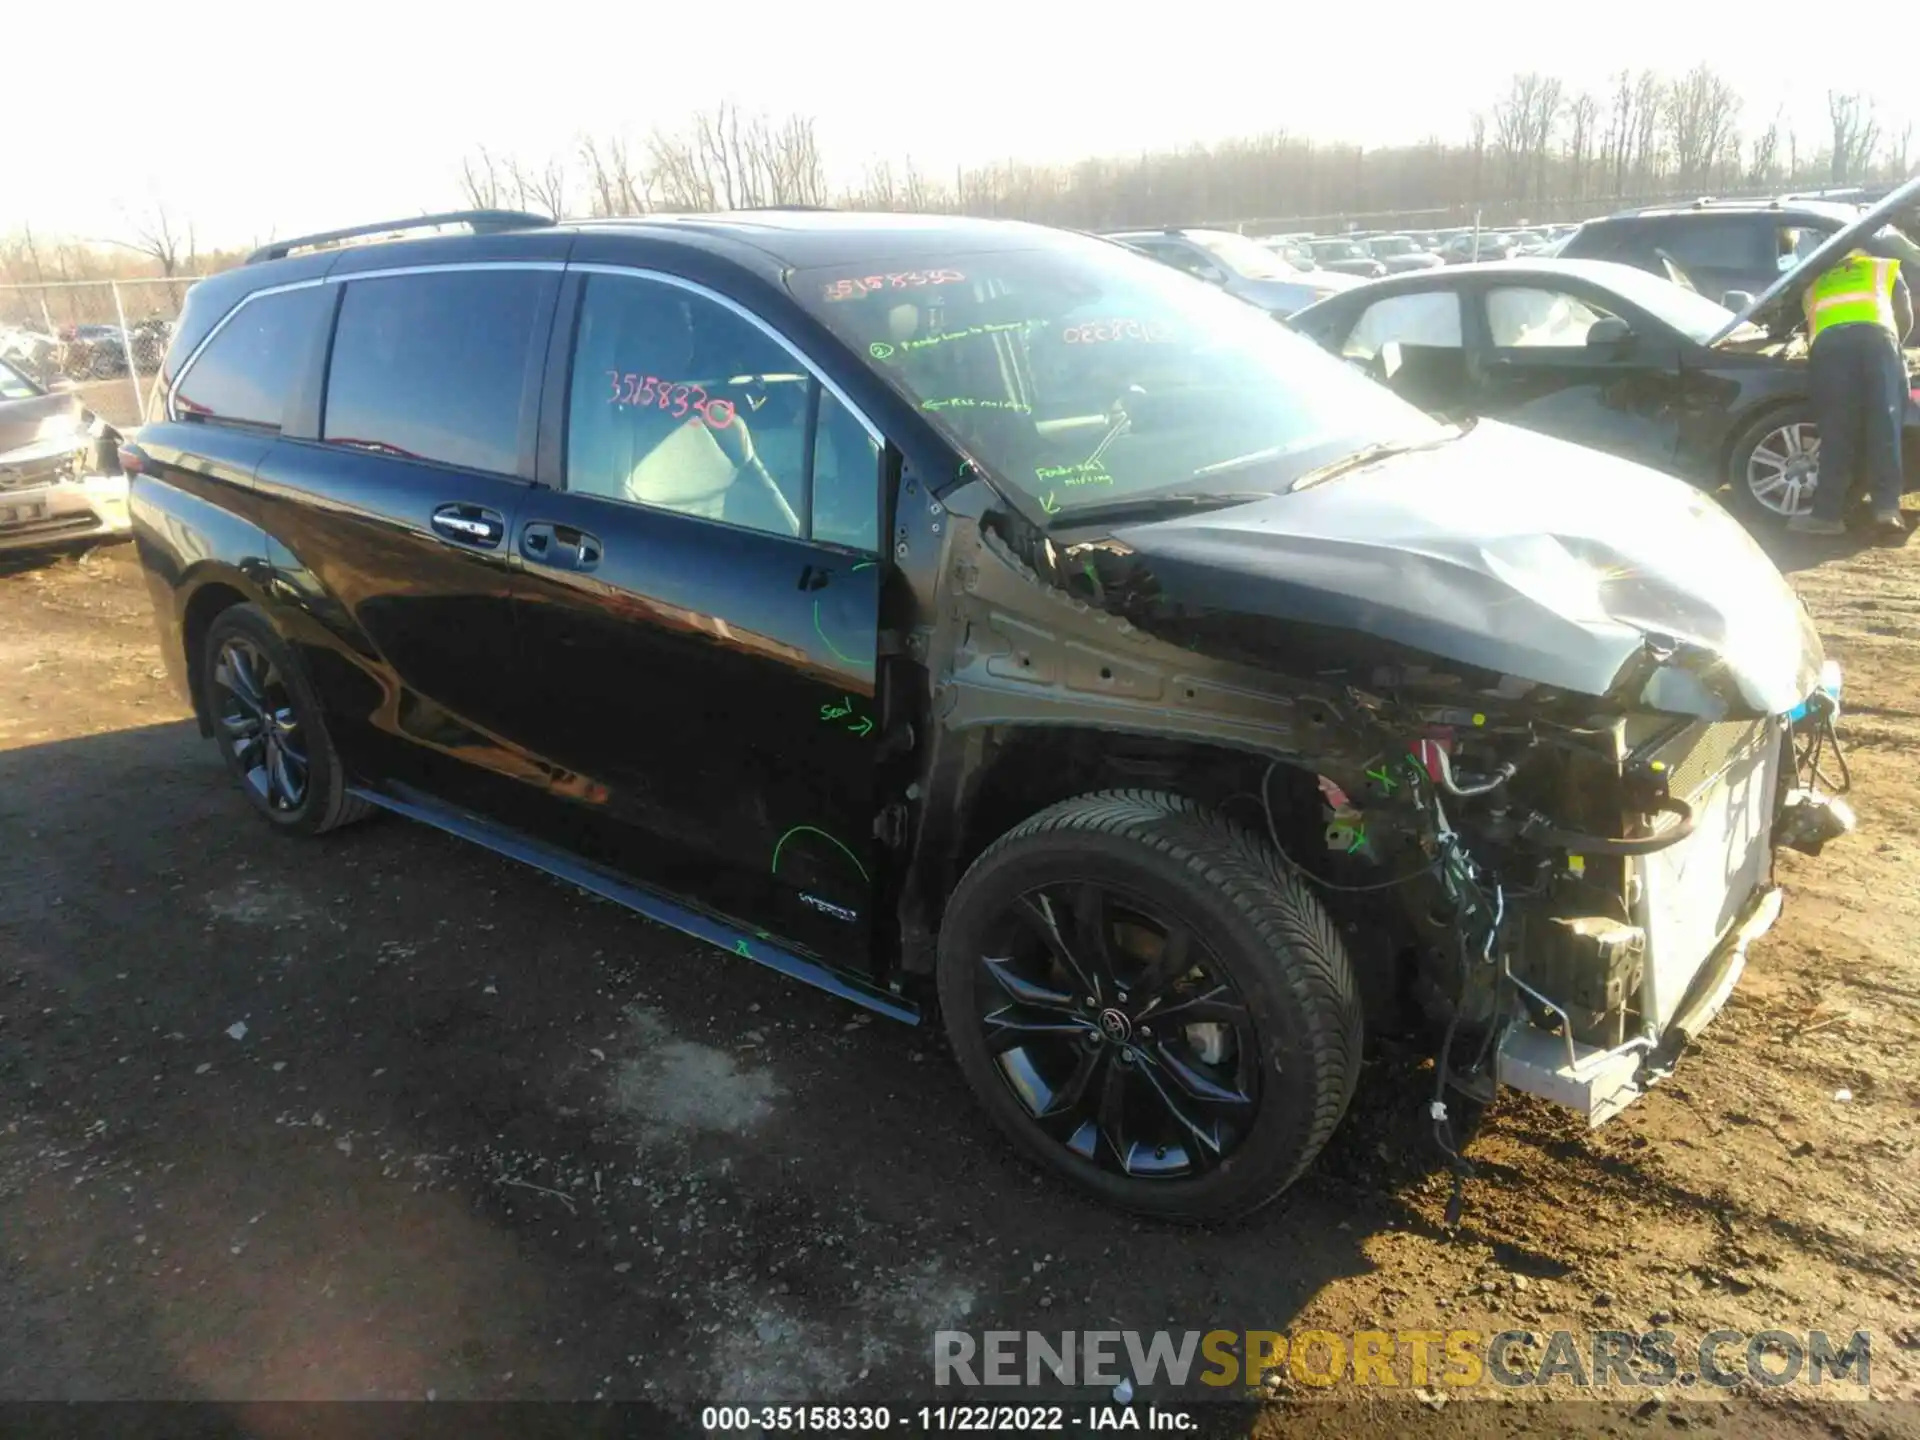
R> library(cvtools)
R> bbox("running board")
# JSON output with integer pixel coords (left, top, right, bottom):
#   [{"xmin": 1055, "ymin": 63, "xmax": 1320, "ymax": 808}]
[{"xmin": 349, "ymin": 785, "xmax": 921, "ymax": 1025}]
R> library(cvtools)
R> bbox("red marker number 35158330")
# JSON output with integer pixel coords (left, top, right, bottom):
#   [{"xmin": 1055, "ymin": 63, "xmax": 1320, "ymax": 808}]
[{"xmin": 606, "ymin": 371, "xmax": 737, "ymax": 429}]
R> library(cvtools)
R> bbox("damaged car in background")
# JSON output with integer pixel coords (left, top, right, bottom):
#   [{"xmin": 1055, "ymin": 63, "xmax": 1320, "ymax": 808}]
[
  {"xmin": 0, "ymin": 356, "xmax": 130, "ymax": 553},
  {"xmin": 1287, "ymin": 175, "xmax": 1920, "ymax": 528},
  {"xmin": 130, "ymin": 207, "xmax": 1854, "ymax": 1224}
]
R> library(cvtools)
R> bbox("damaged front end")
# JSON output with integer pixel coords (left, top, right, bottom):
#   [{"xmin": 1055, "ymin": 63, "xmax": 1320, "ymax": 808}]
[
  {"xmin": 1292, "ymin": 671, "xmax": 1851, "ymax": 1130},
  {"xmin": 933, "ymin": 422, "xmax": 1855, "ymax": 1146}
]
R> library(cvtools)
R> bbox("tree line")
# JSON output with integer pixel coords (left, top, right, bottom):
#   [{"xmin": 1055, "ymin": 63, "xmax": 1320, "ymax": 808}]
[
  {"xmin": 4, "ymin": 65, "xmax": 1915, "ymax": 327},
  {"xmin": 459, "ymin": 69, "xmax": 1912, "ymax": 231}
]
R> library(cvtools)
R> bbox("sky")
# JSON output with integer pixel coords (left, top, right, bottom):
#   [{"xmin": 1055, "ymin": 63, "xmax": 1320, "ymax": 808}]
[{"xmin": 7, "ymin": 0, "xmax": 1916, "ymax": 252}]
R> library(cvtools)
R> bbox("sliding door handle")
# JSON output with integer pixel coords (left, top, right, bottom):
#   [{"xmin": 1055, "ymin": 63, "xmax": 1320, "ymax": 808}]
[{"xmin": 522, "ymin": 521, "xmax": 602, "ymax": 572}]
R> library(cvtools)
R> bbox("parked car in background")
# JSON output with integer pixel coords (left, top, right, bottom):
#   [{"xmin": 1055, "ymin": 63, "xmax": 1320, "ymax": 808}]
[
  {"xmin": 1556, "ymin": 197, "xmax": 1920, "ymax": 309},
  {"xmin": 1306, "ymin": 238, "xmax": 1388, "ymax": 277},
  {"xmin": 1105, "ymin": 227, "xmax": 1361, "ymax": 315},
  {"xmin": 0, "ymin": 357, "xmax": 131, "ymax": 553},
  {"xmin": 1288, "ymin": 180, "xmax": 1920, "ymax": 526},
  {"xmin": 126, "ymin": 204, "xmax": 1854, "ymax": 1222},
  {"xmin": 1362, "ymin": 234, "xmax": 1443, "ymax": 273},
  {"xmin": 1435, "ymin": 231, "xmax": 1521, "ymax": 264}
]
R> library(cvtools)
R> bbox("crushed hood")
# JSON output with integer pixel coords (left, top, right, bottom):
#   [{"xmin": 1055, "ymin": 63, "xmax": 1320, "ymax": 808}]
[
  {"xmin": 1112, "ymin": 420, "xmax": 1822, "ymax": 718},
  {"xmin": 1713, "ymin": 173, "xmax": 1920, "ymax": 343}
]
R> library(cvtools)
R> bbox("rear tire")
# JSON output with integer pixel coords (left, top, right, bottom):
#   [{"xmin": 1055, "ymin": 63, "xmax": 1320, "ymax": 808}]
[
  {"xmin": 201, "ymin": 604, "xmax": 371, "ymax": 836},
  {"xmin": 936, "ymin": 789, "xmax": 1362, "ymax": 1222}
]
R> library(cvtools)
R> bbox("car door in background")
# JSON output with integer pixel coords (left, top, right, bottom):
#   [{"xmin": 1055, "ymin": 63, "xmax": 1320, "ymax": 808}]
[
  {"xmin": 252, "ymin": 265, "xmax": 560, "ymax": 820},
  {"xmin": 1466, "ymin": 282, "xmax": 1684, "ymax": 474},
  {"xmin": 509, "ymin": 268, "xmax": 886, "ymax": 970}
]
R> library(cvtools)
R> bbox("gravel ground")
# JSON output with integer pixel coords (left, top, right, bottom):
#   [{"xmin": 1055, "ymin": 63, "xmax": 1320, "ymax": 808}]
[{"xmin": 2, "ymin": 534, "xmax": 1917, "ymax": 1437}]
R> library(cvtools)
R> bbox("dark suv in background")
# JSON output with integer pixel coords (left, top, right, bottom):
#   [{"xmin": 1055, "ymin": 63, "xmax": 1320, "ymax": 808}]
[
  {"xmin": 1559, "ymin": 197, "xmax": 1920, "ymax": 308},
  {"xmin": 128, "ymin": 207, "xmax": 1847, "ymax": 1222}
]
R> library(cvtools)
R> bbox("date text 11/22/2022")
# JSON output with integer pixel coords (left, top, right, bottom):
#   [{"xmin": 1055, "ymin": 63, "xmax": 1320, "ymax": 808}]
[{"xmin": 699, "ymin": 1405, "xmax": 1200, "ymax": 1432}]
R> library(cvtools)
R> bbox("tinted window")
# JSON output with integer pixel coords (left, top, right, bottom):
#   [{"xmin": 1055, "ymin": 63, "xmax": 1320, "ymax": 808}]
[
  {"xmin": 175, "ymin": 285, "xmax": 328, "ymax": 429},
  {"xmin": 322, "ymin": 270, "xmax": 551, "ymax": 474},
  {"xmin": 1652, "ymin": 218, "xmax": 1768, "ymax": 273},
  {"xmin": 566, "ymin": 272, "xmax": 878, "ymax": 548}
]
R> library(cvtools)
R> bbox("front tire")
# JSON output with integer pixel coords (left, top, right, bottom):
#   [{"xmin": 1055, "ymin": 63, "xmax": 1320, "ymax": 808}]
[
  {"xmin": 936, "ymin": 790, "xmax": 1363, "ymax": 1222},
  {"xmin": 1726, "ymin": 407, "xmax": 1821, "ymax": 525},
  {"xmin": 201, "ymin": 604, "xmax": 370, "ymax": 835}
]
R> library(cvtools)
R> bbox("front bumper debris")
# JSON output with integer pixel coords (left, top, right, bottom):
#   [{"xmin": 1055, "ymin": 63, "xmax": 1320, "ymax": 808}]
[{"xmin": 0, "ymin": 472, "xmax": 133, "ymax": 552}]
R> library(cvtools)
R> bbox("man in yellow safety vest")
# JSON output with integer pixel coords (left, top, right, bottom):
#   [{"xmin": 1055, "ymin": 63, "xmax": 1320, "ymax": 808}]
[{"xmin": 1790, "ymin": 247, "xmax": 1912, "ymax": 536}]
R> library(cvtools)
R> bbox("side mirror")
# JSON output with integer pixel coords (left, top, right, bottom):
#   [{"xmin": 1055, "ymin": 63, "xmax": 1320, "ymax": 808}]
[
  {"xmin": 1721, "ymin": 290, "xmax": 1757, "ymax": 310},
  {"xmin": 1378, "ymin": 340, "xmax": 1404, "ymax": 380},
  {"xmin": 1586, "ymin": 317, "xmax": 1633, "ymax": 347},
  {"xmin": 1195, "ymin": 265, "xmax": 1227, "ymax": 286}
]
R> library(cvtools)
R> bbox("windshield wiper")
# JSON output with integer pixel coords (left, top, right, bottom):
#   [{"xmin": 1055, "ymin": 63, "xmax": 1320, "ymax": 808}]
[
  {"xmin": 1288, "ymin": 429, "xmax": 1465, "ymax": 493},
  {"xmin": 1047, "ymin": 490, "xmax": 1275, "ymax": 528}
]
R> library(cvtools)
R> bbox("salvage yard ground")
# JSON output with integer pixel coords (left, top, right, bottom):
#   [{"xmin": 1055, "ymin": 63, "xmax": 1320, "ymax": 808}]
[{"xmin": 1, "ymin": 531, "xmax": 1917, "ymax": 1436}]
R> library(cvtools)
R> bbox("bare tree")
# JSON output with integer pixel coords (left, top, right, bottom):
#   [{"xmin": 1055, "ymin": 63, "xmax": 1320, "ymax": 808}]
[
  {"xmin": 458, "ymin": 148, "xmax": 505, "ymax": 209},
  {"xmin": 1663, "ymin": 65, "xmax": 1741, "ymax": 189},
  {"xmin": 1828, "ymin": 91, "xmax": 1879, "ymax": 183},
  {"xmin": 1564, "ymin": 92, "xmax": 1599, "ymax": 199},
  {"xmin": 1887, "ymin": 122, "xmax": 1913, "ymax": 182},
  {"xmin": 1747, "ymin": 106, "xmax": 1782, "ymax": 186},
  {"xmin": 578, "ymin": 137, "xmax": 645, "ymax": 216}
]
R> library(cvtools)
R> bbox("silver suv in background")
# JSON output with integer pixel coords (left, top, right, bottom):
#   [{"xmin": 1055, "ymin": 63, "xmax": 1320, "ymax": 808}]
[{"xmin": 1103, "ymin": 227, "xmax": 1361, "ymax": 316}]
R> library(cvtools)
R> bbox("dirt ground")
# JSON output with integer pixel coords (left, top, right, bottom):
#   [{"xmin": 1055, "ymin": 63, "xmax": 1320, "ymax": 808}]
[{"xmin": 1, "ymin": 530, "xmax": 1917, "ymax": 1437}]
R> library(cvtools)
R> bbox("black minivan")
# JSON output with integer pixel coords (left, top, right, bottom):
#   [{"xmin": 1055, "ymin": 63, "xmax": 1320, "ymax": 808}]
[{"xmin": 130, "ymin": 207, "xmax": 1849, "ymax": 1221}]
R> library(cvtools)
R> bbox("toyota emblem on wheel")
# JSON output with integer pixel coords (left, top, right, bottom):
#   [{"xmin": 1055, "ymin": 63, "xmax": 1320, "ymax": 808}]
[{"xmin": 1097, "ymin": 1008, "xmax": 1132, "ymax": 1043}]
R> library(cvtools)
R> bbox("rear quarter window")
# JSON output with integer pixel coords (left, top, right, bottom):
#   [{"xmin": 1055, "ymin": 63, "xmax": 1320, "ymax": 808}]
[{"xmin": 173, "ymin": 285, "xmax": 330, "ymax": 430}]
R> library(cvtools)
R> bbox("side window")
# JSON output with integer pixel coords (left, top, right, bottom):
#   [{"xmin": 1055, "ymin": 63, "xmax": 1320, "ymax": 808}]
[
  {"xmin": 812, "ymin": 390, "xmax": 880, "ymax": 552},
  {"xmin": 173, "ymin": 285, "xmax": 329, "ymax": 429},
  {"xmin": 1341, "ymin": 290, "xmax": 1464, "ymax": 360},
  {"xmin": 322, "ymin": 270, "xmax": 551, "ymax": 475},
  {"xmin": 565, "ymin": 272, "xmax": 879, "ymax": 550},
  {"xmin": 1487, "ymin": 287, "xmax": 1615, "ymax": 348}
]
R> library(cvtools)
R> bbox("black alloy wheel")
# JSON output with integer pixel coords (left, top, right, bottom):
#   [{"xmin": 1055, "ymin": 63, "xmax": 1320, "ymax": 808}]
[
  {"xmin": 212, "ymin": 633, "xmax": 309, "ymax": 814},
  {"xmin": 200, "ymin": 604, "xmax": 371, "ymax": 835},
  {"xmin": 973, "ymin": 881, "xmax": 1259, "ymax": 1181},
  {"xmin": 938, "ymin": 790, "xmax": 1362, "ymax": 1222}
]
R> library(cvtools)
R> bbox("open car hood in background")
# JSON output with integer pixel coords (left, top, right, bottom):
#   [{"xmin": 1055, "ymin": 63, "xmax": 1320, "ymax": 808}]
[
  {"xmin": 1711, "ymin": 173, "xmax": 1920, "ymax": 345},
  {"xmin": 1110, "ymin": 420, "xmax": 1822, "ymax": 720}
]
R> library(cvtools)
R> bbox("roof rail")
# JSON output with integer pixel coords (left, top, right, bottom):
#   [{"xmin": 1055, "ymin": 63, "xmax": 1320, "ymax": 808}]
[{"xmin": 245, "ymin": 210, "xmax": 556, "ymax": 265}]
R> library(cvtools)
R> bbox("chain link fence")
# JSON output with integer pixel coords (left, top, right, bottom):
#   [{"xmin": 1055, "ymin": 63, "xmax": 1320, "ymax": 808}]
[{"xmin": 1, "ymin": 276, "xmax": 207, "ymax": 430}]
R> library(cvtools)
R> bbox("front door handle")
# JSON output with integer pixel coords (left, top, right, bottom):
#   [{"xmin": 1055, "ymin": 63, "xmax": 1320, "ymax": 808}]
[
  {"xmin": 522, "ymin": 521, "xmax": 602, "ymax": 572},
  {"xmin": 430, "ymin": 503, "xmax": 505, "ymax": 548}
]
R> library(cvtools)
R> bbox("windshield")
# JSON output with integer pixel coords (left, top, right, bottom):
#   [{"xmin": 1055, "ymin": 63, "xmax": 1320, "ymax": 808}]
[
  {"xmin": 1187, "ymin": 230, "xmax": 1299, "ymax": 279},
  {"xmin": 1369, "ymin": 237, "xmax": 1417, "ymax": 257},
  {"xmin": 793, "ymin": 237, "xmax": 1444, "ymax": 520},
  {"xmin": 1590, "ymin": 265, "xmax": 1740, "ymax": 343},
  {"xmin": 1313, "ymin": 241, "xmax": 1369, "ymax": 262},
  {"xmin": 0, "ymin": 360, "xmax": 40, "ymax": 400}
]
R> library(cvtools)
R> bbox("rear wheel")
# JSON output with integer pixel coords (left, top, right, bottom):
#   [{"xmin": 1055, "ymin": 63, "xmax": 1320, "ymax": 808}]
[
  {"xmin": 201, "ymin": 604, "xmax": 370, "ymax": 835},
  {"xmin": 936, "ymin": 790, "xmax": 1362, "ymax": 1222},
  {"xmin": 1727, "ymin": 408, "xmax": 1821, "ymax": 524}
]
